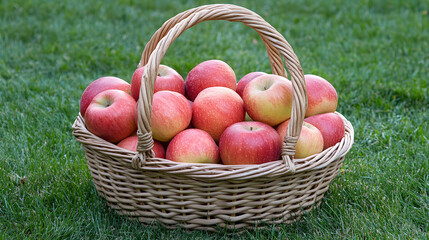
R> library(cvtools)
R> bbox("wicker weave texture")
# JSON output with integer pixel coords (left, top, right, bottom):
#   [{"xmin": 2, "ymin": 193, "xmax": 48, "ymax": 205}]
[{"xmin": 72, "ymin": 4, "xmax": 354, "ymax": 231}]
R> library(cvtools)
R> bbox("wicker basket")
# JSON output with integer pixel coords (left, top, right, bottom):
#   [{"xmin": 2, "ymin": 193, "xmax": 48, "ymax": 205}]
[{"xmin": 72, "ymin": 4, "xmax": 354, "ymax": 231}]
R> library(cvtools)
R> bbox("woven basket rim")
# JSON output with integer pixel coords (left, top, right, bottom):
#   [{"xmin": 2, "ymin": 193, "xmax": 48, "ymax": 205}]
[{"xmin": 72, "ymin": 111, "xmax": 354, "ymax": 180}]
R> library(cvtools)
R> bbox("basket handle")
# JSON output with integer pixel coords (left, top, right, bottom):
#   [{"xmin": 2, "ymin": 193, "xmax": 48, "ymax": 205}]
[
  {"xmin": 132, "ymin": 4, "xmax": 306, "ymax": 173},
  {"xmin": 139, "ymin": 4, "xmax": 287, "ymax": 77}
]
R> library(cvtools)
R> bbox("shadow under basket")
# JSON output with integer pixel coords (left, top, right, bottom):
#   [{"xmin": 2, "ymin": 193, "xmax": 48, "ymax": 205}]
[{"xmin": 72, "ymin": 4, "xmax": 354, "ymax": 232}]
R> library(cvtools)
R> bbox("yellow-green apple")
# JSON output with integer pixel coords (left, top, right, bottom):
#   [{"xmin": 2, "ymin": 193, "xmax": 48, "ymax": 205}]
[
  {"xmin": 243, "ymin": 74, "xmax": 293, "ymax": 126},
  {"xmin": 304, "ymin": 74, "xmax": 338, "ymax": 117},
  {"xmin": 244, "ymin": 112, "xmax": 253, "ymax": 121},
  {"xmin": 166, "ymin": 129, "xmax": 219, "ymax": 163},
  {"xmin": 151, "ymin": 90, "xmax": 192, "ymax": 142},
  {"xmin": 84, "ymin": 89, "xmax": 137, "ymax": 143},
  {"xmin": 304, "ymin": 112, "xmax": 345, "ymax": 150},
  {"xmin": 185, "ymin": 60, "xmax": 236, "ymax": 101},
  {"xmin": 131, "ymin": 65, "xmax": 185, "ymax": 100},
  {"xmin": 117, "ymin": 135, "xmax": 166, "ymax": 158},
  {"xmin": 192, "ymin": 87, "xmax": 245, "ymax": 142},
  {"xmin": 219, "ymin": 121, "xmax": 282, "ymax": 165},
  {"xmin": 236, "ymin": 72, "xmax": 267, "ymax": 97},
  {"xmin": 80, "ymin": 76, "xmax": 131, "ymax": 117},
  {"xmin": 276, "ymin": 120, "xmax": 323, "ymax": 158}
]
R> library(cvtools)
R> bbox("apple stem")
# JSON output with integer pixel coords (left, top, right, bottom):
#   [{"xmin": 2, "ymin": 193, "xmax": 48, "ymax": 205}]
[{"xmin": 250, "ymin": 126, "xmax": 253, "ymax": 131}]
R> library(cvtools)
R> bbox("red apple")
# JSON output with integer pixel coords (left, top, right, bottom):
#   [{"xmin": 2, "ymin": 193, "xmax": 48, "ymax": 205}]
[
  {"xmin": 236, "ymin": 72, "xmax": 267, "ymax": 98},
  {"xmin": 219, "ymin": 121, "xmax": 282, "ymax": 165},
  {"xmin": 131, "ymin": 64, "xmax": 185, "ymax": 101},
  {"xmin": 151, "ymin": 90, "xmax": 192, "ymax": 142},
  {"xmin": 84, "ymin": 89, "xmax": 137, "ymax": 143},
  {"xmin": 304, "ymin": 74, "xmax": 338, "ymax": 117},
  {"xmin": 117, "ymin": 135, "xmax": 166, "ymax": 158},
  {"xmin": 80, "ymin": 76, "xmax": 131, "ymax": 117},
  {"xmin": 117, "ymin": 135, "xmax": 139, "ymax": 152},
  {"xmin": 243, "ymin": 74, "xmax": 293, "ymax": 126},
  {"xmin": 152, "ymin": 140, "xmax": 167, "ymax": 159},
  {"xmin": 304, "ymin": 113, "xmax": 345, "ymax": 150},
  {"xmin": 276, "ymin": 120, "xmax": 324, "ymax": 158},
  {"xmin": 187, "ymin": 100, "xmax": 194, "ymax": 129},
  {"xmin": 166, "ymin": 129, "xmax": 219, "ymax": 164},
  {"xmin": 192, "ymin": 87, "xmax": 245, "ymax": 142},
  {"xmin": 185, "ymin": 60, "xmax": 236, "ymax": 101}
]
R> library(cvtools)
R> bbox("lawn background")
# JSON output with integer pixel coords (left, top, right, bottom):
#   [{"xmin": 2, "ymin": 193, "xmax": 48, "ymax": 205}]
[{"xmin": 0, "ymin": 0, "xmax": 428, "ymax": 239}]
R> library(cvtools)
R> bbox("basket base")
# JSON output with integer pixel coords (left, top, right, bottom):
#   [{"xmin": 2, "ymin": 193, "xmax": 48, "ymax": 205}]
[{"xmin": 90, "ymin": 156, "xmax": 344, "ymax": 232}]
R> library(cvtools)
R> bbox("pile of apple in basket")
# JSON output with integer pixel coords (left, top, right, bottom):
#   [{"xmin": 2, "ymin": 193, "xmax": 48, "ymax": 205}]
[{"xmin": 80, "ymin": 60, "xmax": 345, "ymax": 164}]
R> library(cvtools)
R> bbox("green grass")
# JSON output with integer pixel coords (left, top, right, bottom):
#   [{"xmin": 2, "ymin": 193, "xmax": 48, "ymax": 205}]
[{"xmin": 1, "ymin": 0, "xmax": 428, "ymax": 238}]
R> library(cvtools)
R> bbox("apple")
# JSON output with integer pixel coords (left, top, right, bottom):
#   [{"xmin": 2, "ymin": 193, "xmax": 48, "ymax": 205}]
[
  {"xmin": 152, "ymin": 140, "xmax": 166, "ymax": 159},
  {"xmin": 166, "ymin": 129, "xmax": 219, "ymax": 164},
  {"xmin": 276, "ymin": 120, "xmax": 324, "ymax": 158},
  {"xmin": 242, "ymin": 74, "xmax": 293, "ymax": 126},
  {"xmin": 117, "ymin": 135, "xmax": 139, "ymax": 151},
  {"xmin": 185, "ymin": 60, "xmax": 236, "ymax": 101},
  {"xmin": 192, "ymin": 87, "xmax": 245, "ymax": 142},
  {"xmin": 131, "ymin": 64, "xmax": 185, "ymax": 101},
  {"xmin": 304, "ymin": 113, "xmax": 345, "ymax": 150},
  {"xmin": 151, "ymin": 90, "xmax": 192, "ymax": 142},
  {"xmin": 80, "ymin": 76, "xmax": 131, "ymax": 117},
  {"xmin": 244, "ymin": 112, "xmax": 253, "ymax": 121},
  {"xmin": 84, "ymin": 89, "xmax": 137, "ymax": 143},
  {"xmin": 304, "ymin": 74, "xmax": 338, "ymax": 117},
  {"xmin": 187, "ymin": 100, "xmax": 194, "ymax": 129},
  {"xmin": 219, "ymin": 121, "xmax": 282, "ymax": 165},
  {"xmin": 236, "ymin": 72, "xmax": 267, "ymax": 98},
  {"xmin": 117, "ymin": 135, "xmax": 166, "ymax": 158}
]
